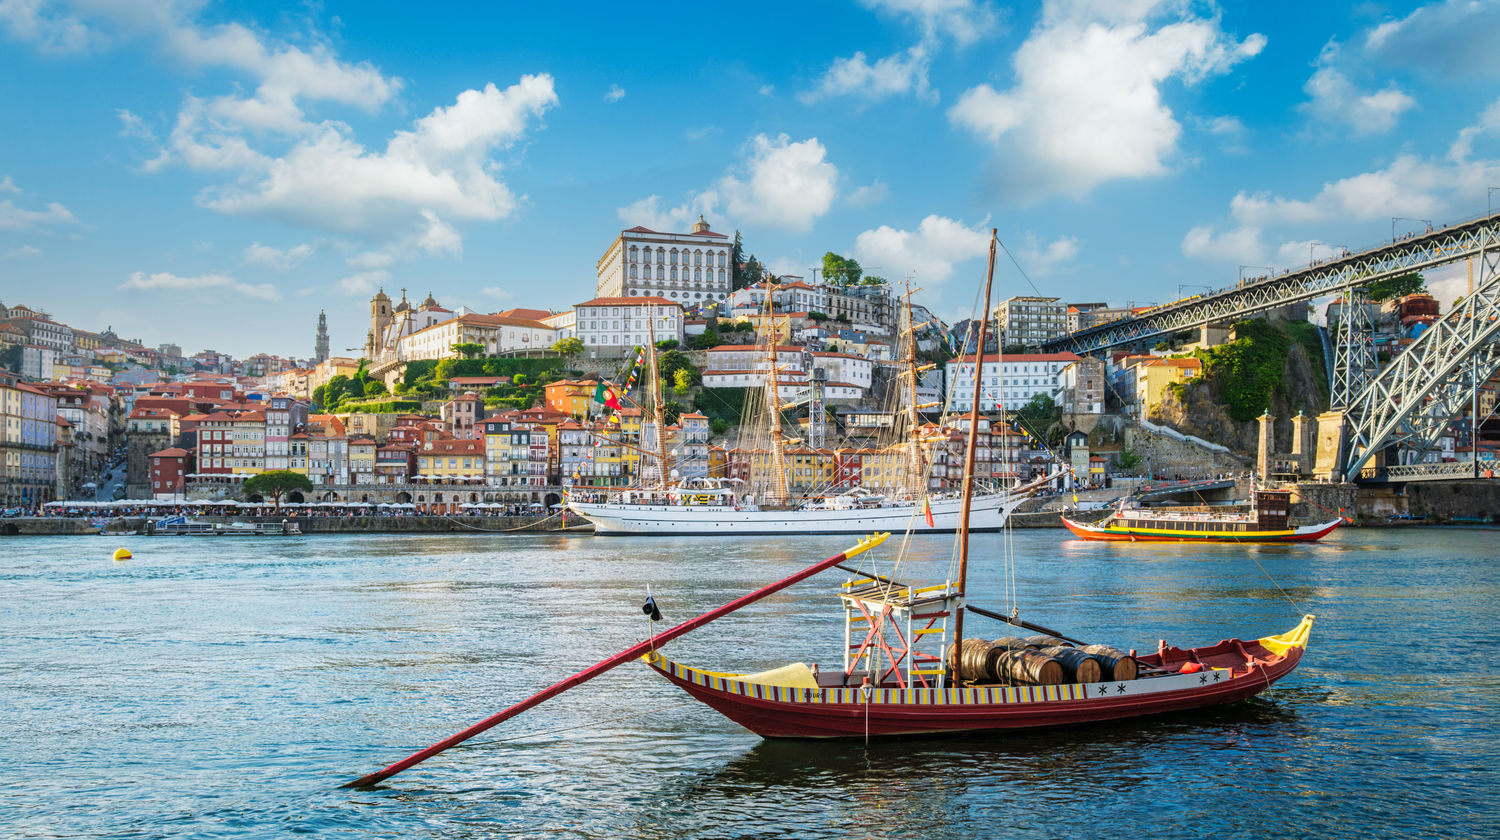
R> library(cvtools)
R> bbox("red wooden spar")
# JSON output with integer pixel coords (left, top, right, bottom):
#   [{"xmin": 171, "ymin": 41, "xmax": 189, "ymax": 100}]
[{"xmin": 344, "ymin": 531, "xmax": 891, "ymax": 788}]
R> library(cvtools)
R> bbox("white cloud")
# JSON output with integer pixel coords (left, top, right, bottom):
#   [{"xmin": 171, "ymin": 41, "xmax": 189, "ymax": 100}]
[
  {"xmin": 481, "ymin": 286, "xmax": 513, "ymax": 301},
  {"xmin": 719, "ymin": 134, "xmax": 838, "ymax": 232},
  {"xmin": 0, "ymin": 175, "xmax": 19, "ymax": 193},
  {"xmin": 1301, "ymin": 44, "xmax": 1415, "ymax": 136},
  {"xmin": 0, "ymin": 0, "xmax": 91, "ymax": 54},
  {"xmin": 1364, "ymin": 0, "xmax": 1500, "ymax": 80},
  {"xmin": 0, "ymin": 197, "xmax": 77, "ymax": 231},
  {"xmin": 1450, "ymin": 96, "xmax": 1500, "ymax": 161},
  {"xmin": 603, "ymin": 83, "xmax": 625, "ymax": 103},
  {"xmin": 336, "ymin": 270, "xmax": 389, "ymax": 296},
  {"xmin": 617, "ymin": 133, "xmax": 839, "ymax": 233},
  {"xmin": 851, "ymin": 215, "xmax": 991, "ymax": 284},
  {"xmin": 243, "ymin": 241, "xmax": 314, "ymax": 269},
  {"xmin": 758, "ymin": 84, "xmax": 775, "ymax": 97},
  {"xmin": 846, "ymin": 181, "xmax": 890, "ymax": 208},
  {"xmin": 2, "ymin": 245, "xmax": 42, "ymax": 260},
  {"xmin": 800, "ymin": 46, "xmax": 933, "ymax": 104},
  {"xmin": 123, "ymin": 270, "xmax": 281, "ymax": 301},
  {"xmin": 616, "ymin": 193, "xmax": 719, "ymax": 232},
  {"xmin": 416, "ymin": 210, "xmax": 462, "ymax": 256},
  {"xmin": 1181, "ymin": 224, "xmax": 1266, "ymax": 264},
  {"xmin": 859, "ymin": 0, "xmax": 1000, "ymax": 48},
  {"xmin": 347, "ymin": 250, "xmax": 397, "ymax": 270},
  {"xmin": 1016, "ymin": 233, "xmax": 1080, "ymax": 276},
  {"xmin": 949, "ymin": 0, "xmax": 1264, "ymax": 200},
  {"xmin": 198, "ymin": 74, "xmax": 558, "ymax": 239}
]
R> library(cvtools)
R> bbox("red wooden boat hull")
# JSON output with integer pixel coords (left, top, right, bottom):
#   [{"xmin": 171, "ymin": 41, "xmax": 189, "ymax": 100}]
[
  {"xmin": 644, "ymin": 616, "xmax": 1313, "ymax": 738},
  {"xmin": 1060, "ymin": 516, "xmax": 1341, "ymax": 543}
]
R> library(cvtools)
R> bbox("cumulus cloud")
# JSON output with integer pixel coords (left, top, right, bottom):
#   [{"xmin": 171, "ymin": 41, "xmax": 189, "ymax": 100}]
[
  {"xmin": 3, "ymin": 245, "xmax": 42, "ymax": 260},
  {"xmin": 859, "ymin": 0, "xmax": 1000, "ymax": 48},
  {"xmin": 603, "ymin": 83, "xmax": 625, "ymax": 103},
  {"xmin": 800, "ymin": 46, "xmax": 933, "ymax": 104},
  {"xmin": 123, "ymin": 270, "xmax": 281, "ymax": 300},
  {"xmin": 21, "ymin": 3, "xmax": 555, "ymax": 254},
  {"xmin": 243, "ymin": 241, "xmax": 313, "ymax": 269},
  {"xmin": 719, "ymin": 134, "xmax": 838, "ymax": 231},
  {"xmin": 1180, "ymin": 223, "xmax": 1267, "ymax": 264},
  {"xmin": 949, "ymin": 0, "xmax": 1264, "ymax": 200},
  {"xmin": 852, "ymin": 215, "xmax": 991, "ymax": 285},
  {"xmin": 1301, "ymin": 44, "xmax": 1415, "ymax": 136},
  {"xmin": 616, "ymin": 193, "xmax": 720, "ymax": 233},
  {"xmin": 336, "ymin": 270, "xmax": 389, "ymax": 296},
  {"xmin": 1364, "ymin": 0, "xmax": 1500, "ymax": 80},
  {"xmin": 197, "ymin": 75, "xmax": 558, "ymax": 237},
  {"xmin": 0, "ymin": 179, "xmax": 78, "ymax": 230},
  {"xmin": 846, "ymin": 181, "xmax": 891, "ymax": 208},
  {"xmin": 481, "ymin": 286, "xmax": 513, "ymax": 301},
  {"xmin": 618, "ymin": 133, "xmax": 839, "ymax": 233},
  {"xmin": 1015, "ymin": 233, "xmax": 1080, "ymax": 276},
  {"xmin": 0, "ymin": 0, "xmax": 91, "ymax": 54}
]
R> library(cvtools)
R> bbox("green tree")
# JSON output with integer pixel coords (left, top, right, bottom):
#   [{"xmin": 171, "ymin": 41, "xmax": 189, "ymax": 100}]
[
  {"xmin": 312, "ymin": 384, "xmax": 327, "ymax": 410},
  {"xmin": 1116, "ymin": 446, "xmax": 1142, "ymax": 471},
  {"xmin": 691, "ymin": 328, "xmax": 723, "ymax": 350},
  {"xmin": 655, "ymin": 338, "xmax": 680, "ymax": 350},
  {"xmin": 861, "ymin": 275, "xmax": 887, "ymax": 287},
  {"xmin": 552, "ymin": 336, "xmax": 584, "ymax": 356},
  {"xmin": 1365, "ymin": 272, "xmax": 1426, "ymax": 302},
  {"xmin": 243, "ymin": 470, "xmax": 314, "ymax": 511},
  {"xmin": 821, "ymin": 251, "xmax": 863, "ymax": 286},
  {"xmin": 657, "ymin": 349, "xmax": 699, "ymax": 385},
  {"xmin": 451, "ymin": 342, "xmax": 485, "ymax": 358},
  {"xmin": 740, "ymin": 255, "xmax": 765, "ymax": 290},
  {"xmin": 807, "ymin": 311, "xmax": 829, "ymax": 322},
  {"xmin": 661, "ymin": 400, "xmax": 684, "ymax": 426},
  {"xmin": 363, "ymin": 380, "xmax": 388, "ymax": 397},
  {"xmin": 673, "ymin": 368, "xmax": 693, "ymax": 395},
  {"xmin": 730, "ymin": 230, "xmax": 746, "ymax": 289}
]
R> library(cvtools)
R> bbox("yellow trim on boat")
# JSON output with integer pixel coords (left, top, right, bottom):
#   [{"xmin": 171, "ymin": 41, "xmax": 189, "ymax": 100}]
[{"xmin": 1257, "ymin": 614, "xmax": 1316, "ymax": 655}]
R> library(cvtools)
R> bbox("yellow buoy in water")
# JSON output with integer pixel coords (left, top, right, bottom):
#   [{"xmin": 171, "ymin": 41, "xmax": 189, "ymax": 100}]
[{"xmin": 112, "ymin": 547, "xmax": 132, "ymax": 561}]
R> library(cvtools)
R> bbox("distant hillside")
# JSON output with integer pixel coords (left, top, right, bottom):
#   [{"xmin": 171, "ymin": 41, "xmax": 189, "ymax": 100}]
[{"xmin": 1151, "ymin": 319, "xmax": 1328, "ymax": 457}]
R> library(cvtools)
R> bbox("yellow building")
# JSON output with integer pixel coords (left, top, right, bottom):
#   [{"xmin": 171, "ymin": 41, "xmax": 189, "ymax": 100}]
[
  {"xmin": 230, "ymin": 410, "xmax": 266, "ymax": 475},
  {"xmin": 417, "ymin": 438, "xmax": 487, "ymax": 479},
  {"xmin": 545, "ymin": 378, "xmax": 599, "ymax": 417},
  {"xmin": 349, "ymin": 437, "xmax": 376, "ymax": 484},
  {"xmin": 1134, "ymin": 357, "xmax": 1202, "ymax": 416}
]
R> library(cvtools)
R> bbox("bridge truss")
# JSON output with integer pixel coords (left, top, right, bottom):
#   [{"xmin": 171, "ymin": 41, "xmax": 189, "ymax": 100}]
[
  {"xmin": 1043, "ymin": 212, "xmax": 1500, "ymax": 358},
  {"xmin": 1341, "ymin": 239, "xmax": 1500, "ymax": 480}
]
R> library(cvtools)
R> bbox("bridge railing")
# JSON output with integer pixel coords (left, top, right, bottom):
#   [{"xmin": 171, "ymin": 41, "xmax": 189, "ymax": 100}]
[{"xmin": 1372, "ymin": 462, "xmax": 1493, "ymax": 482}]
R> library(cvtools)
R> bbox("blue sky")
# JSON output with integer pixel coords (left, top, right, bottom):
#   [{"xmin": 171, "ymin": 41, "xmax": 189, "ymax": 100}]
[{"xmin": 2, "ymin": 0, "xmax": 1498, "ymax": 358}]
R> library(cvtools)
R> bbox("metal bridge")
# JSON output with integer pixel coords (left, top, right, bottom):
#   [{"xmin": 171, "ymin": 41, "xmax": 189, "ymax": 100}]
[
  {"xmin": 1042, "ymin": 211, "xmax": 1500, "ymax": 359},
  {"xmin": 1039, "ymin": 210, "xmax": 1500, "ymax": 484}
]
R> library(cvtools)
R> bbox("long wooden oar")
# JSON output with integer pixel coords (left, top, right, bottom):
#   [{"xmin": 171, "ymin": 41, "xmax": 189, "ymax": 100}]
[{"xmin": 344, "ymin": 531, "xmax": 891, "ymax": 788}]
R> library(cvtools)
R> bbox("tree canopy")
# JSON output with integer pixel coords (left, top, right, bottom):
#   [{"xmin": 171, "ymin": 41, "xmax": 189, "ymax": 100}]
[
  {"xmin": 1364, "ymin": 272, "xmax": 1426, "ymax": 302},
  {"xmin": 451, "ymin": 342, "xmax": 485, "ymax": 358},
  {"xmin": 552, "ymin": 336, "xmax": 584, "ymax": 356},
  {"xmin": 821, "ymin": 252, "xmax": 863, "ymax": 286},
  {"xmin": 243, "ymin": 470, "xmax": 313, "ymax": 509}
]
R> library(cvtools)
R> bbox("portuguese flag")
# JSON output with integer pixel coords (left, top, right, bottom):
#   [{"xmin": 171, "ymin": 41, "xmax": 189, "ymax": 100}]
[
  {"xmin": 593, "ymin": 381, "xmax": 622, "ymax": 410},
  {"xmin": 922, "ymin": 496, "xmax": 934, "ymax": 528}
]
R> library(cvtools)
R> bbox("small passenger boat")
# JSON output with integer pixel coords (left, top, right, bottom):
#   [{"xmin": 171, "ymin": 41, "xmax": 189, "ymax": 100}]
[{"xmin": 1060, "ymin": 489, "xmax": 1341, "ymax": 542}]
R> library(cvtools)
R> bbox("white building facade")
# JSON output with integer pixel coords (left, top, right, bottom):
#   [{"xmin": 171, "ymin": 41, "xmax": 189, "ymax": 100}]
[
  {"xmin": 945, "ymin": 351, "xmax": 1083, "ymax": 412},
  {"xmin": 574, "ymin": 297, "xmax": 685, "ymax": 356},
  {"xmin": 596, "ymin": 218, "xmax": 732, "ymax": 306}
]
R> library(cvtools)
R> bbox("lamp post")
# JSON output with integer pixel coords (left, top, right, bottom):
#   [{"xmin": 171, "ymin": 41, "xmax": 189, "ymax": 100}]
[{"xmin": 1489, "ymin": 186, "xmax": 1499, "ymax": 216}]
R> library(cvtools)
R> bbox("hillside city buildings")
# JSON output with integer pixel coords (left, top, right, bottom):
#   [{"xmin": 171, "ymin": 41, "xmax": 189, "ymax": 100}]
[{"xmin": 6, "ymin": 215, "xmax": 1495, "ymax": 512}]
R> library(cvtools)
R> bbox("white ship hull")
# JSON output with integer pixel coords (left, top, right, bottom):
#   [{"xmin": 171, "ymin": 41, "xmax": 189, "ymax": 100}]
[{"xmin": 568, "ymin": 490, "xmax": 1031, "ymax": 536}]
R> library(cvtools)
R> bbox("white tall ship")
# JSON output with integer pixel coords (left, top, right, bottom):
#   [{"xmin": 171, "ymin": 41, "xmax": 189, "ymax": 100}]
[{"xmin": 568, "ymin": 285, "xmax": 1053, "ymax": 536}]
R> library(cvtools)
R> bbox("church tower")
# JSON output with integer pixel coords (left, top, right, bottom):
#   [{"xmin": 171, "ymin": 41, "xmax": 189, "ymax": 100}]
[
  {"xmin": 367, "ymin": 288, "xmax": 392, "ymax": 359},
  {"xmin": 315, "ymin": 310, "xmax": 330, "ymax": 363}
]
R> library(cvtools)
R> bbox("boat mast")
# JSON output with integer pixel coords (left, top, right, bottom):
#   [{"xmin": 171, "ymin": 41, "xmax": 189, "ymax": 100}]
[
  {"xmin": 646, "ymin": 303, "xmax": 670, "ymax": 491},
  {"xmin": 763, "ymin": 289, "xmax": 790, "ymax": 505},
  {"xmin": 951, "ymin": 230, "xmax": 998, "ymax": 654},
  {"xmin": 900, "ymin": 281, "xmax": 928, "ymax": 499}
]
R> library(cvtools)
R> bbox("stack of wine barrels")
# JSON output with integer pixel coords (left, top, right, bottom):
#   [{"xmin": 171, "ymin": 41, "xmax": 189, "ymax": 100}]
[{"xmin": 950, "ymin": 636, "xmax": 1140, "ymax": 686}]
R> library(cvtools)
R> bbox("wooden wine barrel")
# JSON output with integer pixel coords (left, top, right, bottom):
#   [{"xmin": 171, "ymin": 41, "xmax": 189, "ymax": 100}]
[
  {"xmin": 991, "ymin": 636, "xmax": 1037, "ymax": 650},
  {"xmin": 1039, "ymin": 646, "xmax": 1102, "ymax": 684},
  {"xmin": 1079, "ymin": 644, "xmax": 1139, "ymax": 681},
  {"xmin": 1024, "ymin": 634, "xmax": 1073, "ymax": 648},
  {"xmin": 993, "ymin": 649, "xmax": 1065, "ymax": 686},
  {"xmin": 951, "ymin": 638, "xmax": 999, "ymax": 683}
]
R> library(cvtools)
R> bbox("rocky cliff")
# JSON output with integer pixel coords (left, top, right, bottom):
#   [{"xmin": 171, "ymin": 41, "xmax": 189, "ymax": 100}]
[{"xmin": 1150, "ymin": 339, "xmax": 1326, "ymax": 458}]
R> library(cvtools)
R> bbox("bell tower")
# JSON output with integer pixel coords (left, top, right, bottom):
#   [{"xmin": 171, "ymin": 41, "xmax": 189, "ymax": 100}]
[{"xmin": 368, "ymin": 288, "xmax": 392, "ymax": 358}]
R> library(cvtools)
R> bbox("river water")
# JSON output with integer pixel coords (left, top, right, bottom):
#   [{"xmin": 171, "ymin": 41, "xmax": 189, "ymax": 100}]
[{"xmin": 2, "ymin": 528, "xmax": 1496, "ymax": 839}]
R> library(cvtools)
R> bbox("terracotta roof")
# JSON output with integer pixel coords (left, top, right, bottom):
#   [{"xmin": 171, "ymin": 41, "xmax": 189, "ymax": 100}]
[
  {"xmin": 150, "ymin": 448, "xmax": 190, "ymax": 457},
  {"xmin": 576, "ymin": 296, "xmax": 684, "ymax": 308},
  {"xmin": 496, "ymin": 307, "xmax": 553, "ymax": 320}
]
